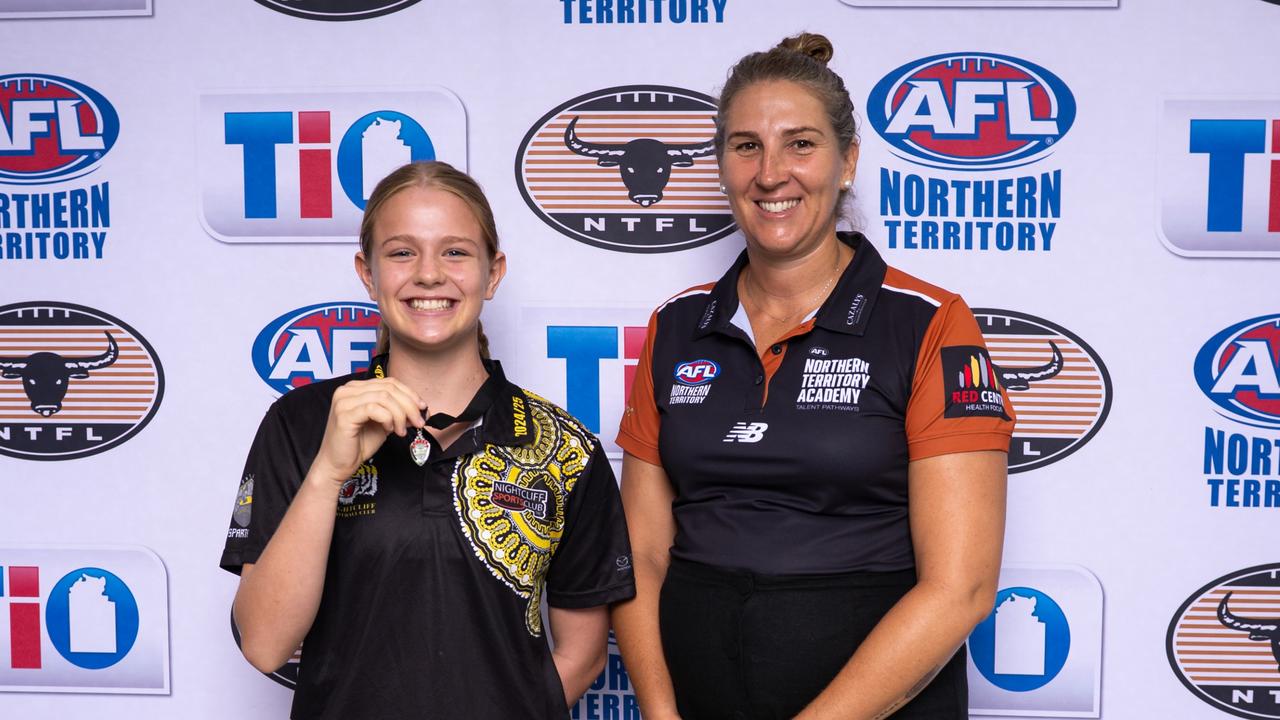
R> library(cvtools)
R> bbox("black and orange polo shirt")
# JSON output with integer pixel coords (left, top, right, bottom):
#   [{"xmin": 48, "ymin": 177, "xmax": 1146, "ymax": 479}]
[
  {"xmin": 617, "ymin": 232, "xmax": 1015, "ymax": 575},
  {"xmin": 221, "ymin": 356, "xmax": 634, "ymax": 719}
]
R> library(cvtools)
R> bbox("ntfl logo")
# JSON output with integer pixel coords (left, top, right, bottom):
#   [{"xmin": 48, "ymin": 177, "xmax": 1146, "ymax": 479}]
[
  {"xmin": 1168, "ymin": 564, "xmax": 1280, "ymax": 719},
  {"xmin": 867, "ymin": 53, "xmax": 1075, "ymax": 170},
  {"xmin": 253, "ymin": 0, "xmax": 422, "ymax": 21},
  {"xmin": 516, "ymin": 85, "xmax": 734, "ymax": 253},
  {"xmin": 1195, "ymin": 314, "xmax": 1280, "ymax": 430},
  {"xmin": 1160, "ymin": 101, "xmax": 1280, "ymax": 257},
  {"xmin": 972, "ymin": 309, "xmax": 1110, "ymax": 473},
  {"xmin": 252, "ymin": 302, "xmax": 380, "ymax": 394},
  {"xmin": 0, "ymin": 74, "xmax": 118, "ymax": 184},
  {"xmin": 199, "ymin": 88, "xmax": 465, "ymax": 242},
  {"xmin": 0, "ymin": 547, "xmax": 169, "ymax": 694},
  {"xmin": 0, "ymin": 302, "xmax": 164, "ymax": 461}
]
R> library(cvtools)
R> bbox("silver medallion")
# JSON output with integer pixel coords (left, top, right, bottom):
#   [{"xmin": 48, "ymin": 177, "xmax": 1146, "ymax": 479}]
[{"xmin": 409, "ymin": 428, "xmax": 430, "ymax": 466}]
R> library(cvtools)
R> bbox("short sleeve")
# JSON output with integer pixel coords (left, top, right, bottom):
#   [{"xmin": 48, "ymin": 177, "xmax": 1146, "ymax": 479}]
[
  {"xmin": 545, "ymin": 444, "xmax": 636, "ymax": 608},
  {"xmin": 219, "ymin": 402, "xmax": 308, "ymax": 574},
  {"xmin": 905, "ymin": 295, "xmax": 1017, "ymax": 461},
  {"xmin": 616, "ymin": 310, "xmax": 661, "ymax": 465}
]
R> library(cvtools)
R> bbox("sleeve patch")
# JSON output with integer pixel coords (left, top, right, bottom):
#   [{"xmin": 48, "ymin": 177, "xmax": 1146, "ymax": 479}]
[{"xmin": 941, "ymin": 345, "xmax": 1011, "ymax": 420}]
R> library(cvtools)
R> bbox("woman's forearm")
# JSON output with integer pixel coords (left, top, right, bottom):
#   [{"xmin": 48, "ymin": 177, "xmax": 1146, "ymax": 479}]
[
  {"xmin": 232, "ymin": 467, "xmax": 342, "ymax": 672},
  {"xmin": 795, "ymin": 577, "xmax": 994, "ymax": 720},
  {"xmin": 611, "ymin": 552, "xmax": 681, "ymax": 720}
]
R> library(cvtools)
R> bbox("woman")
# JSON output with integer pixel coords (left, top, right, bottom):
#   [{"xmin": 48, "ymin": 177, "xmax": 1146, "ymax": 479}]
[
  {"xmin": 613, "ymin": 35, "xmax": 1014, "ymax": 720},
  {"xmin": 220, "ymin": 161, "xmax": 635, "ymax": 719}
]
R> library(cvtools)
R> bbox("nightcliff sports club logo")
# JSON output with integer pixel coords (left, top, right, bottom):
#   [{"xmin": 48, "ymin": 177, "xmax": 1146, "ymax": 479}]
[
  {"xmin": 560, "ymin": 0, "xmax": 728, "ymax": 23},
  {"xmin": 1159, "ymin": 100, "xmax": 1280, "ymax": 257},
  {"xmin": 972, "ymin": 309, "xmax": 1110, "ymax": 473},
  {"xmin": 0, "ymin": 302, "xmax": 163, "ymax": 461},
  {"xmin": 516, "ymin": 85, "xmax": 734, "ymax": 253},
  {"xmin": 252, "ymin": 0, "xmax": 421, "ymax": 21},
  {"xmin": 867, "ymin": 53, "xmax": 1074, "ymax": 253},
  {"xmin": 1196, "ymin": 315, "xmax": 1280, "ymax": 508},
  {"xmin": 199, "ymin": 88, "xmax": 465, "ymax": 242},
  {"xmin": 0, "ymin": 74, "xmax": 116, "ymax": 261},
  {"xmin": 252, "ymin": 302, "xmax": 379, "ymax": 394},
  {"xmin": 0, "ymin": 546, "xmax": 170, "ymax": 694},
  {"xmin": 1168, "ymin": 564, "xmax": 1280, "ymax": 719}
]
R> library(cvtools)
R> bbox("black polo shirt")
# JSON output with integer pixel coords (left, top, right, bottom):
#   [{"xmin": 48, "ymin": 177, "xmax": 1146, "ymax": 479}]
[
  {"xmin": 618, "ymin": 233, "xmax": 1014, "ymax": 575},
  {"xmin": 221, "ymin": 357, "xmax": 635, "ymax": 720}
]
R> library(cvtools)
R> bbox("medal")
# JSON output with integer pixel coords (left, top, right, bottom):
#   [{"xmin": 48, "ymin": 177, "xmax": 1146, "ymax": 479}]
[{"xmin": 410, "ymin": 427, "xmax": 431, "ymax": 466}]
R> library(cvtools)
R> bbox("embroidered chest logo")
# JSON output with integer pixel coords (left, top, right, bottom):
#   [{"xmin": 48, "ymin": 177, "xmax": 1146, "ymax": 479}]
[
  {"xmin": 670, "ymin": 359, "xmax": 718, "ymax": 405},
  {"xmin": 796, "ymin": 356, "xmax": 872, "ymax": 411},
  {"xmin": 723, "ymin": 422, "xmax": 768, "ymax": 443},
  {"xmin": 228, "ymin": 474, "xmax": 254, "ymax": 538},
  {"xmin": 337, "ymin": 461, "xmax": 378, "ymax": 518},
  {"xmin": 453, "ymin": 393, "xmax": 593, "ymax": 636}
]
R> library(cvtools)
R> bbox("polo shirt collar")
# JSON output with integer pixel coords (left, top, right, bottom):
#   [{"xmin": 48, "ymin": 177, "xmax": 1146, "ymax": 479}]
[
  {"xmin": 365, "ymin": 354, "xmax": 534, "ymax": 448},
  {"xmin": 692, "ymin": 231, "xmax": 886, "ymax": 340}
]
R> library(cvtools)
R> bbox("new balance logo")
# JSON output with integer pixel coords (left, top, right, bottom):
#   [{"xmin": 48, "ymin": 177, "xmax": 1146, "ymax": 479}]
[{"xmin": 723, "ymin": 422, "xmax": 768, "ymax": 443}]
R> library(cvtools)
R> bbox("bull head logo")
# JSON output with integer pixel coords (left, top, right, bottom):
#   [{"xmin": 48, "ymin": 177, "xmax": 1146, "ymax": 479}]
[
  {"xmin": 993, "ymin": 342, "xmax": 1064, "ymax": 391},
  {"xmin": 563, "ymin": 116, "xmax": 716, "ymax": 207},
  {"xmin": 1218, "ymin": 591, "xmax": 1280, "ymax": 670},
  {"xmin": 0, "ymin": 331, "xmax": 119, "ymax": 416}
]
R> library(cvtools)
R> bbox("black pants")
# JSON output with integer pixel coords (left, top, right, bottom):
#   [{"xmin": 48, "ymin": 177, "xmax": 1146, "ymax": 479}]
[{"xmin": 659, "ymin": 559, "xmax": 968, "ymax": 720}]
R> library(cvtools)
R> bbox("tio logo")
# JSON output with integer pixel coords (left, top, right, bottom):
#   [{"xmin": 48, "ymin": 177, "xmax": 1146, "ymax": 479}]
[
  {"xmin": 967, "ymin": 565, "xmax": 1102, "ymax": 717},
  {"xmin": 1160, "ymin": 100, "xmax": 1280, "ymax": 257},
  {"xmin": 547, "ymin": 324, "xmax": 646, "ymax": 434},
  {"xmin": 0, "ymin": 547, "xmax": 169, "ymax": 694},
  {"xmin": 199, "ymin": 89, "xmax": 466, "ymax": 243},
  {"xmin": 253, "ymin": 302, "xmax": 380, "ymax": 395}
]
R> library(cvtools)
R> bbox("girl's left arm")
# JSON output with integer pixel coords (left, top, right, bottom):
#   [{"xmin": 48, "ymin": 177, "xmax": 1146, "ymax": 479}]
[
  {"xmin": 794, "ymin": 449, "xmax": 1008, "ymax": 720},
  {"xmin": 549, "ymin": 605, "xmax": 611, "ymax": 707}
]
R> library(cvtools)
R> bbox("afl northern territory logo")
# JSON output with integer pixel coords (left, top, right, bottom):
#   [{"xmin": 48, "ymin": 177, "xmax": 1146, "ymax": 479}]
[
  {"xmin": 1195, "ymin": 315, "xmax": 1280, "ymax": 430},
  {"xmin": 1168, "ymin": 564, "xmax": 1280, "ymax": 719},
  {"xmin": 252, "ymin": 0, "xmax": 421, "ymax": 21},
  {"xmin": 0, "ymin": 302, "xmax": 163, "ymax": 461},
  {"xmin": 516, "ymin": 85, "xmax": 735, "ymax": 253},
  {"xmin": 973, "ymin": 309, "xmax": 1110, "ymax": 473}
]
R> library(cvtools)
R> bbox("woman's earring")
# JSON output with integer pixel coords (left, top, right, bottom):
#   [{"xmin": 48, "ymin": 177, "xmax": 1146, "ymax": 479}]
[
  {"xmin": 719, "ymin": 184, "xmax": 727, "ymax": 194},
  {"xmin": 841, "ymin": 179, "xmax": 853, "ymax": 191}
]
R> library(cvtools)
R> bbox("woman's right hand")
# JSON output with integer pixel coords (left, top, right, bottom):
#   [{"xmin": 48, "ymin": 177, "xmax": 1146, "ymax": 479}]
[{"xmin": 309, "ymin": 377, "xmax": 426, "ymax": 484}]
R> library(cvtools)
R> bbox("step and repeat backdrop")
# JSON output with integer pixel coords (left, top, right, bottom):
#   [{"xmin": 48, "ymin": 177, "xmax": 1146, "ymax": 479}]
[{"xmin": 1, "ymin": 0, "xmax": 1277, "ymax": 718}]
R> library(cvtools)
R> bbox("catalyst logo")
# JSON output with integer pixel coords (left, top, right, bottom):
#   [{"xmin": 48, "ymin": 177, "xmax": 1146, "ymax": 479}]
[
  {"xmin": 0, "ymin": 546, "xmax": 169, "ymax": 694},
  {"xmin": 973, "ymin": 309, "xmax": 1111, "ymax": 473},
  {"xmin": 515, "ymin": 85, "xmax": 734, "ymax": 253},
  {"xmin": 253, "ymin": 0, "xmax": 422, "ymax": 21},
  {"xmin": 252, "ymin": 302, "xmax": 380, "ymax": 395},
  {"xmin": 1159, "ymin": 101, "xmax": 1280, "ymax": 257},
  {"xmin": 0, "ymin": 302, "xmax": 164, "ymax": 461},
  {"xmin": 199, "ymin": 88, "xmax": 465, "ymax": 243},
  {"xmin": 868, "ymin": 53, "xmax": 1074, "ymax": 253},
  {"xmin": 1168, "ymin": 564, "xmax": 1280, "ymax": 719},
  {"xmin": 1196, "ymin": 315, "xmax": 1280, "ymax": 509}
]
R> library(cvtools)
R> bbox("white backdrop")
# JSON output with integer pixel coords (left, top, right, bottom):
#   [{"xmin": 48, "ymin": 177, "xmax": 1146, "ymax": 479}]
[{"xmin": 1, "ymin": 1, "xmax": 1278, "ymax": 718}]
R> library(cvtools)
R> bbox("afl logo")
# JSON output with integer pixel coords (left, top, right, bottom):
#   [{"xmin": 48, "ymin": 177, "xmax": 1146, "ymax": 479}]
[
  {"xmin": 0, "ymin": 302, "xmax": 163, "ymax": 461},
  {"xmin": 253, "ymin": 302, "xmax": 380, "ymax": 394},
  {"xmin": 972, "ymin": 309, "xmax": 1110, "ymax": 473},
  {"xmin": 0, "ymin": 74, "xmax": 119, "ymax": 184},
  {"xmin": 674, "ymin": 359, "xmax": 719, "ymax": 385},
  {"xmin": 867, "ymin": 53, "xmax": 1075, "ymax": 171},
  {"xmin": 1194, "ymin": 315, "xmax": 1280, "ymax": 430},
  {"xmin": 1167, "ymin": 564, "xmax": 1280, "ymax": 719},
  {"xmin": 253, "ymin": 0, "xmax": 422, "ymax": 21},
  {"xmin": 515, "ymin": 85, "xmax": 735, "ymax": 253}
]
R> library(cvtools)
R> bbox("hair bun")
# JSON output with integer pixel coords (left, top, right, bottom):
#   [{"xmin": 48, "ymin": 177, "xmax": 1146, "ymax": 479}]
[{"xmin": 777, "ymin": 33, "xmax": 834, "ymax": 65}]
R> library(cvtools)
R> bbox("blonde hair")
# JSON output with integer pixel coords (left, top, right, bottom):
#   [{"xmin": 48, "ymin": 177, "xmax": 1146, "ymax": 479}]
[{"xmin": 359, "ymin": 161, "xmax": 499, "ymax": 358}]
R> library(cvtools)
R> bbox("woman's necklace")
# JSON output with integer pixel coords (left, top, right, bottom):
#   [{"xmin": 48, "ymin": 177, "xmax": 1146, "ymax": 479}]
[{"xmin": 743, "ymin": 246, "xmax": 844, "ymax": 325}]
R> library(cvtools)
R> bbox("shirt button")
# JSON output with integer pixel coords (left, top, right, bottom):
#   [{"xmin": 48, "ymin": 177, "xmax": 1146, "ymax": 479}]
[
  {"xmin": 754, "ymin": 375, "xmax": 763, "ymax": 385},
  {"xmin": 770, "ymin": 344, "xmax": 783, "ymax": 355}
]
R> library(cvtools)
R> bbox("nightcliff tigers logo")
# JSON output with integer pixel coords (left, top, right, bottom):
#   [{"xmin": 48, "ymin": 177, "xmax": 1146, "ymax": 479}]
[
  {"xmin": 453, "ymin": 391, "xmax": 593, "ymax": 636},
  {"xmin": 337, "ymin": 462, "xmax": 378, "ymax": 518}
]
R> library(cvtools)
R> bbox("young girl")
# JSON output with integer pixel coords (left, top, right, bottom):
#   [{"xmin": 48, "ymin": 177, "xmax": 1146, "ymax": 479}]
[{"xmin": 221, "ymin": 161, "xmax": 635, "ymax": 719}]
